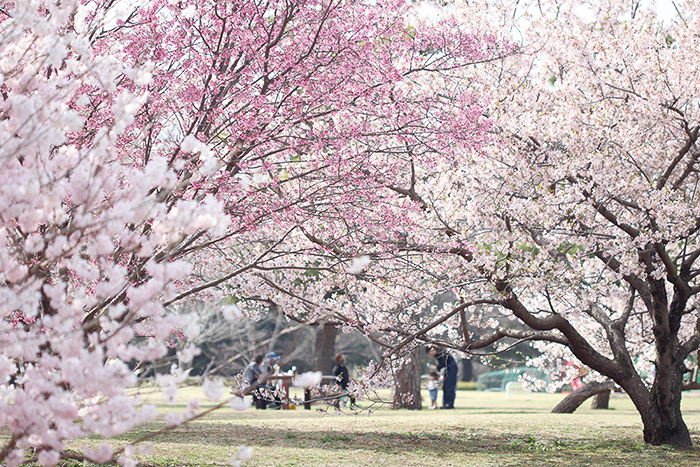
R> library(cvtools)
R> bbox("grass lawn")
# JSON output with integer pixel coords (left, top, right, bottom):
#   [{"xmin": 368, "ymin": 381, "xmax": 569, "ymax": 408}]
[{"xmin": 54, "ymin": 385, "xmax": 700, "ymax": 467}]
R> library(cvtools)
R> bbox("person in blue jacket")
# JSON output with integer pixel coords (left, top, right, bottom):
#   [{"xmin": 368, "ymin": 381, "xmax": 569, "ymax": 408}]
[{"xmin": 427, "ymin": 345, "xmax": 458, "ymax": 409}]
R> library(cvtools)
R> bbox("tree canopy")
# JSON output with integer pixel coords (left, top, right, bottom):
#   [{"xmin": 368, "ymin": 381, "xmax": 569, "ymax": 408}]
[
  {"xmin": 2, "ymin": 0, "xmax": 700, "ymax": 464},
  {"xmin": 0, "ymin": 0, "xmax": 502, "ymax": 464},
  {"xmin": 347, "ymin": 0, "xmax": 700, "ymax": 448}
]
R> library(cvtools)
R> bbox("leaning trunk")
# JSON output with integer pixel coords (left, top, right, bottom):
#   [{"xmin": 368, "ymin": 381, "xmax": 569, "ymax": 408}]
[{"xmin": 551, "ymin": 380, "xmax": 615, "ymax": 414}]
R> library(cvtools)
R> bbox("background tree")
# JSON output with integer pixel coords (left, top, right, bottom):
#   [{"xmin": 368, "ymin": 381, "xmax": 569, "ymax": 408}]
[
  {"xmin": 0, "ymin": 0, "xmax": 502, "ymax": 464},
  {"xmin": 320, "ymin": 0, "xmax": 700, "ymax": 448},
  {"xmin": 313, "ymin": 323, "xmax": 338, "ymax": 376}
]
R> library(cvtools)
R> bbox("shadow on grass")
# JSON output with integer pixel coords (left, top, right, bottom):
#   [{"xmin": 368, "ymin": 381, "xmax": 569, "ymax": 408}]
[{"xmin": 111, "ymin": 420, "xmax": 700, "ymax": 467}]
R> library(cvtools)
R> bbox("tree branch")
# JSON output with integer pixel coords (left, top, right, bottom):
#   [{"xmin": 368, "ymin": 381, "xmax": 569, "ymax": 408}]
[
  {"xmin": 389, "ymin": 299, "xmax": 500, "ymax": 356},
  {"xmin": 163, "ymin": 228, "xmax": 296, "ymax": 307},
  {"xmin": 654, "ymin": 242, "xmax": 689, "ymax": 293},
  {"xmin": 469, "ymin": 326, "xmax": 569, "ymax": 349}
]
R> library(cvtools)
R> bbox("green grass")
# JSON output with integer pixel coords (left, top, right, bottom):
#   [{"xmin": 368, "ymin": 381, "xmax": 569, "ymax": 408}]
[
  {"xmin": 456, "ymin": 381, "xmax": 478, "ymax": 390},
  {"xmin": 28, "ymin": 387, "xmax": 700, "ymax": 466}
]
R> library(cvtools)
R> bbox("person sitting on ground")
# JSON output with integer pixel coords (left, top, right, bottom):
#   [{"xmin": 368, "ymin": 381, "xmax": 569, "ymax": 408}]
[
  {"xmin": 243, "ymin": 353, "xmax": 264, "ymax": 409},
  {"xmin": 331, "ymin": 353, "xmax": 355, "ymax": 408}
]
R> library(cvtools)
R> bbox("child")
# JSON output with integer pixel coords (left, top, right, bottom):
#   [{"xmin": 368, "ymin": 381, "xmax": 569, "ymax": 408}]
[{"xmin": 427, "ymin": 370, "xmax": 440, "ymax": 409}]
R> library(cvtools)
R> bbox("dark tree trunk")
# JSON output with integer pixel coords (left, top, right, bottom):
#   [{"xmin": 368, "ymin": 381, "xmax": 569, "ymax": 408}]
[
  {"xmin": 637, "ymin": 283, "xmax": 693, "ymax": 448},
  {"xmin": 635, "ymin": 384, "xmax": 691, "ymax": 447},
  {"xmin": 551, "ymin": 380, "xmax": 615, "ymax": 413},
  {"xmin": 393, "ymin": 349, "xmax": 422, "ymax": 409},
  {"xmin": 639, "ymin": 362, "xmax": 691, "ymax": 447},
  {"xmin": 606, "ymin": 354, "xmax": 694, "ymax": 448},
  {"xmin": 461, "ymin": 358, "xmax": 473, "ymax": 382},
  {"xmin": 313, "ymin": 323, "xmax": 337, "ymax": 375},
  {"xmin": 590, "ymin": 390, "xmax": 610, "ymax": 409}
]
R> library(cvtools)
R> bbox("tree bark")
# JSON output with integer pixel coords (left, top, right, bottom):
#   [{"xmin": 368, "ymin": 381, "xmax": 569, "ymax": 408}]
[
  {"xmin": 461, "ymin": 358, "xmax": 473, "ymax": 382},
  {"xmin": 590, "ymin": 390, "xmax": 610, "ymax": 409},
  {"xmin": 313, "ymin": 323, "xmax": 337, "ymax": 375},
  {"xmin": 637, "ymin": 283, "xmax": 693, "ymax": 448},
  {"xmin": 632, "ymin": 382, "xmax": 691, "ymax": 447},
  {"xmin": 393, "ymin": 348, "xmax": 422, "ymax": 409},
  {"xmin": 640, "ymin": 363, "xmax": 691, "ymax": 447},
  {"xmin": 551, "ymin": 380, "xmax": 615, "ymax": 413}
]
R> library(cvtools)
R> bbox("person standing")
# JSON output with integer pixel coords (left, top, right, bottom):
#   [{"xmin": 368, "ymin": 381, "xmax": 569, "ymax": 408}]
[
  {"xmin": 332, "ymin": 353, "xmax": 355, "ymax": 408},
  {"xmin": 427, "ymin": 346, "xmax": 458, "ymax": 409},
  {"xmin": 426, "ymin": 370, "xmax": 440, "ymax": 409}
]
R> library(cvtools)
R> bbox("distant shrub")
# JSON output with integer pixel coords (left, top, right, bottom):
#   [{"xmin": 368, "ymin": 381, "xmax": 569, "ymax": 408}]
[{"xmin": 457, "ymin": 381, "xmax": 478, "ymax": 391}]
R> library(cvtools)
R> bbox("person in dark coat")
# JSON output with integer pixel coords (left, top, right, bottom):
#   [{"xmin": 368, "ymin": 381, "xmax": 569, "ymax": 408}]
[
  {"xmin": 427, "ymin": 345, "xmax": 458, "ymax": 409},
  {"xmin": 243, "ymin": 353, "xmax": 264, "ymax": 408},
  {"xmin": 331, "ymin": 353, "xmax": 355, "ymax": 407}
]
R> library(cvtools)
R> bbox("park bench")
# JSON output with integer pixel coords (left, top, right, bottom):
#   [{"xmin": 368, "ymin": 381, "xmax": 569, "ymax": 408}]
[
  {"xmin": 505, "ymin": 381, "xmax": 532, "ymax": 401},
  {"xmin": 266, "ymin": 374, "xmax": 294, "ymax": 409},
  {"xmin": 234, "ymin": 374, "xmax": 344, "ymax": 410},
  {"xmin": 231, "ymin": 374, "xmax": 295, "ymax": 409}
]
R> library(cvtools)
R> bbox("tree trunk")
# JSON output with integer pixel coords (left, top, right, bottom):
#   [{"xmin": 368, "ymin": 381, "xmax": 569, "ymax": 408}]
[
  {"xmin": 313, "ymin": 323, "xmax": 337, "ymax": 375},
  {"xmin": 461, "ymin": 358, "xmax": 473, "ymax": 382},
  {"xmin": 640, "ymin": 365, "xmax": 691, "ymax": 447},
  {"xmin": 638, "ymin": 285, "xmax": 693, "ymax": 448},
  {"xmin": 642, "ymin": 404, "xmax": 691, "ymax": 447},
  {"xmin": 551, "ymin": 380, "xmax": 615, "ymax": 413},
  {"xmin": 393, "ymin": 349, "xmax": 422, "ymax": 410},
  {"xmin": 590, "ymin": 390, "xmax": 610, "ymax": 409}
]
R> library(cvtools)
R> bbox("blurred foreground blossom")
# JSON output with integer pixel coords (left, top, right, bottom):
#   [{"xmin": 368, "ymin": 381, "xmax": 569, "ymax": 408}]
[
  {"xmin": 164, "ymin": 412, "xmax": 184, "ymax": 427},
  {"xmin": 346, "ymin": 255, "xmax": 371, "ymax": 274},
  {"xmin": 222, "ymin": 303, "xmax": 242, "ymax": 321},
  {"xmin": 237, "ymin": 446, "xmax": 253, "ymax": 460},
  {"xmin": 83, "ymin": 443, "xmax": 114, "ymax": 464},
  {"xmin": 293, "ymin": 371, "xmax": 322, "ymax": 387},
  {"xmin": 186, "ymin": 399, "xmax": 200, "ymax": 417},
  {"xmin": 230, "ymin": 397, "xmax": 253, "ymax": 411},
  {"xmin": 229, "ymin": 445, "xmax": 253, "ymax": 466},
  {"xmin": 202, "ymin": 378, "xmax": 224, "ymax": 400}
]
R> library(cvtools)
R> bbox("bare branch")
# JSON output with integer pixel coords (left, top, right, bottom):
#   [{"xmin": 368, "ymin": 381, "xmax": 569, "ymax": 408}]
[
  {"xmin": 389, "ymin": 299, "xmax": 500, "ymax": 356},
  {"xmin": 469, "ymin": 326, "xmax": 569, "ymax": 350},
  {"xmin": 657, "ymin": 126, "xmax": 699, "ymax": 190},
  {"xmin": 613, "ymin": 286, "xmax": 635, "ymax": 331},
  {"xmin": 163, "ymin": 227, "xmax": 297, "ymax": 307},
  {"xmin": 654, "ymin": 242, "xmax": 689, "ymax": 293}
]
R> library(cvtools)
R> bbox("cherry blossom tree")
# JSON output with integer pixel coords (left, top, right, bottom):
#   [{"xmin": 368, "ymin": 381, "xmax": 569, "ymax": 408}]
[
  {"xmin": 0, "ymin": 0, "xmax": 504, "ymax": 464},
  {"xmin": 0, "ymin": 0, "xmax": 243, "ymax": 463},
  {"xmin": 460, "ymin": 0, "xmax": 700, "ymax": 448},
  {"xmin": 319, "ymin": 0, "xmax": 700, "ymax": 448}
]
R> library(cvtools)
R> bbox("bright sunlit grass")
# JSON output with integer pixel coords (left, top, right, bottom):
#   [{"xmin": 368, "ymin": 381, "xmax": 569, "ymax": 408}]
[{"xmin": 63, "ymin": 386, "xmax": 700, "ymax": 466}]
